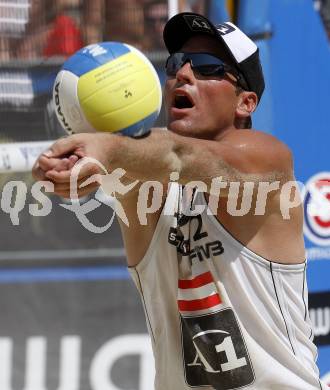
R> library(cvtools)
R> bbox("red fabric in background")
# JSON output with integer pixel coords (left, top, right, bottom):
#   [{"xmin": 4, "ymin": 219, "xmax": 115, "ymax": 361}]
[{"xmin": 43, "ymin": 14, "xmax": 83, "ymax": 57}]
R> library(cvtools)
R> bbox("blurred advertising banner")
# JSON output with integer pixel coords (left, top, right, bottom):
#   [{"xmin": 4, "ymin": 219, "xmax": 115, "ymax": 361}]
[
  {"xmin": 0, "ymin": 175, "xmax": 154, "ymax": 389},
  {"xmin": 0, "ymin": 262, "xmax": 154, "ymax": 390},
  {"xmin": 309, "ymin": 291, "xmax": 330, "ymax": 347},
  {"xmin": 309, "ymin": 290, "xmax": 330, "ymax": 386}
]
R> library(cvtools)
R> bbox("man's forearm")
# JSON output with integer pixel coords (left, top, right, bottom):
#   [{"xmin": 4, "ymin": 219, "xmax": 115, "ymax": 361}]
[
  {"xmin": 108, "ymin": 129, "xmax": 232, "ymax": 185},
  {"xmin": 109, "ymin": 129, "xmax": 182, "ymax": 182},
  {"xmin": 107, "ymin": 129, "xmax": 289, "ymax": 187}
]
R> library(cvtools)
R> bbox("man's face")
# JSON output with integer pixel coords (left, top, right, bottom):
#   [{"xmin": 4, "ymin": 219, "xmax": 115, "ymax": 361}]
[{"xmin": 164, "ymin": 35, "xmax": 241, "ymax": 139}]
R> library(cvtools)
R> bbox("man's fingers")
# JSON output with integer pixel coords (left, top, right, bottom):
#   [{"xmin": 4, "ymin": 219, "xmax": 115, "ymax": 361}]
[
  {"xmin": 45, "ymin": 169, "xmax": 72, "ymax": 183},
  {"xmin": 32, "ymin": 163, "xmax": 47, "ymax": 181},
  {"xmin": 55, "ymin": 182, "xmax": 100, "ymax": 199},
  {"xmin": 48, "ymin": 175, "xmax": 101, "ymax": 193},
  {"xmin": 53, "ymin": 158, "xmax": 71, "ymax": 172},
  {"xmin": 39, "ymin": 155, "xmax": 80, "ymax": 174},
  {"xmin": 45, "ymin": 161, "xmax": 101, "ymax": 183},
  {"xmin": 68, "ymin": 155, "xmax": 79, "ymax": 168},
  {"xmin": 38, "ymin": 155, "xmax": 63, "ymax": 171},
  {"xmin": 43, "ymin": 135, "xmax": 81, "ymax": 158}
]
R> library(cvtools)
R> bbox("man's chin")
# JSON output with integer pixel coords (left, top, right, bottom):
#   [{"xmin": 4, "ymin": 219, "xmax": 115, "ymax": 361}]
[
  {"xmin": 167, "ymin": 119, "xmax": 195, "ymax": 137},
  {"xmin": 168, "ymin": 120, "xmax": 217, "ymax": 141}
]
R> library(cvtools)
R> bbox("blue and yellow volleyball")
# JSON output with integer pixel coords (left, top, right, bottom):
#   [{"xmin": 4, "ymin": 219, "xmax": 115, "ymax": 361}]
[{"xmin": 53, "ymin": 42, "xmax": 162, "ymax": 136}]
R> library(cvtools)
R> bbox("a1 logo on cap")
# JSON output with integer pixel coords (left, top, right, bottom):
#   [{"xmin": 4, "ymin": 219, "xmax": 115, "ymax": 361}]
[
  {"xmin": 303, "ymin": 172, "xmax": 330, "ymax": 246},
  {"xmin": 183, "ymin": 15, "xmax": 213, "ymax": 33},
  {"xmin": 216, "ymin": 23, "xmax": 236, "ymax": 36}
]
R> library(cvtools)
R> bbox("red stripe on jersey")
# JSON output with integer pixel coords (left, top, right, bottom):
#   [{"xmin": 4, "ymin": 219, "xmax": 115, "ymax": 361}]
[
  {"xmin": 178, "ymin": 293, "xmax": 222, "ymax": 311},
  {"xmin": 178, "ymin": 271, "xmax": 213, "ymax": 289}
]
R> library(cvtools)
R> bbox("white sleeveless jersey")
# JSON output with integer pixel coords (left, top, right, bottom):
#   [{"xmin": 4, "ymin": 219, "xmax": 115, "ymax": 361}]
[{"xmin": 128, "ymin": 184, "xmax": 326, "ymax": 390}]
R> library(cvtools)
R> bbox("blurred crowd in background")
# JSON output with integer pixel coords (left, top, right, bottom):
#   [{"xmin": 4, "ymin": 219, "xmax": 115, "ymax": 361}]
[
  {"xmin": 0, "ymin": 0, "xmax": 329, "ymax": 142},
  {"xmin": 0, "ymin": 0, "xmax": 211, "ymax": 61},
  {"xmin": 0, "ymin": 0, "xmax": 218, "ymax": 143},
  {"xmin": 1, "ymin": 0, "xmax": 329, "ymax": 63}
]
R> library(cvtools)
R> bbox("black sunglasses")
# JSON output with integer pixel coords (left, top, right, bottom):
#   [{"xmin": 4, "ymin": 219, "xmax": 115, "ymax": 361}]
[{"xmin": 165, "ymin": 52, "xmax": 247, "ymax": 89}]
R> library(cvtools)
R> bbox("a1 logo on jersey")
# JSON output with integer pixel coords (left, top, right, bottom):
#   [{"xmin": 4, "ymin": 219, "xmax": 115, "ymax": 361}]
[
  {"xmin": 303, "ymin": 172, "xmax": 330, "ymax": 246},
  {"xmin": 181, "ymin": 308, "xmax": 255, "ymax": 389}
]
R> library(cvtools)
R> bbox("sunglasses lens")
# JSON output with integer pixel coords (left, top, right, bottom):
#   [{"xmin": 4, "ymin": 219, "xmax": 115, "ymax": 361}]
[
  {"xmin": 165, "ymin": 59, "xmax": 176, "ymax": 76},
  {"xmin": 195, "ymin": 64, "xmax": 224, "ymax": 76},
  {"xmin": 166, "ymin": 53, "xmax": 226, "ymax": 76},
  {"xmin": 166, "ymin": 53, "xmax": 183, "ymax": 75}
]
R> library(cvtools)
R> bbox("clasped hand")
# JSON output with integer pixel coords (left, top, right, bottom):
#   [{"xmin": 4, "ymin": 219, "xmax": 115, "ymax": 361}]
[{"xmin": 32, "ymin": 133, "xmax": 114, "ymax": 198}]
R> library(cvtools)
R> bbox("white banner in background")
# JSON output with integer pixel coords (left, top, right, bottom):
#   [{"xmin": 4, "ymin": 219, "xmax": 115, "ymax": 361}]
[
  {"xmin": 0, "ymin": 141, "xmax": 52, "ymax": 173},
  {"xmin": 0, "ymin": 334, "xmax": 154, "ymax": 390}
]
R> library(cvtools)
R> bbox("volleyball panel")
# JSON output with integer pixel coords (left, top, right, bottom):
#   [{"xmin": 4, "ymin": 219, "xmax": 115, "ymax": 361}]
[
  {"xmin": 53, "ymin": 70, "xmax": 95, "ymax": 134},
  {"xmin": 62, "ymin": 42, "xmax": 131, "ymax": 77},
  {"xmin": 77, "ymin": 50, "xmax": 162, "ymax": 133}
]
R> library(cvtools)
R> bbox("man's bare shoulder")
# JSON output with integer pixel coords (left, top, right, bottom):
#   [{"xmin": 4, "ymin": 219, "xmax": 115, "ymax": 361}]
[{"xmin": 216, "ymin": 129, "xmax": 293, "ymax": 177}]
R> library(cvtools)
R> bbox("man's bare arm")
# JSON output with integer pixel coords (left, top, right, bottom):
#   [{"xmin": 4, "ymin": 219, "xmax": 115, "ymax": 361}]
[
  {"xmin": 43, "ymin": 128, "xmax": 293, "ymax": 188},
  {"xmin": 33, "ymin": 128, "xmax": 293, "ymax": 266}
]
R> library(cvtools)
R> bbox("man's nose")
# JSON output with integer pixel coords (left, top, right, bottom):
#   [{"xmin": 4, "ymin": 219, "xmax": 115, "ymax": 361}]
[{"xmin": 175, "ymin": 61, "xmax": 195, "ymax": 83}]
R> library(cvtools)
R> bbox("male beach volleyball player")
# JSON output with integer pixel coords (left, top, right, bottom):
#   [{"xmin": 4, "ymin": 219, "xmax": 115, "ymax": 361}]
[{"xmin": 33, "ymin": 12, "xmax": 326, "ymax": 390}]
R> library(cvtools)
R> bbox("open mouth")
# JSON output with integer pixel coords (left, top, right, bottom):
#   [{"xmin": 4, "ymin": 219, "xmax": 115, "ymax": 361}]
[{"xmin": 174, "ymin": 94, "xmax": 194, "ymax": 109}]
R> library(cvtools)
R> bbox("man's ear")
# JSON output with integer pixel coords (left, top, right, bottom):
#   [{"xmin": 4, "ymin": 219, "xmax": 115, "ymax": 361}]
[{"xmin": 236, "ymin": 91, "xmax": 258, "ymax": 120}]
